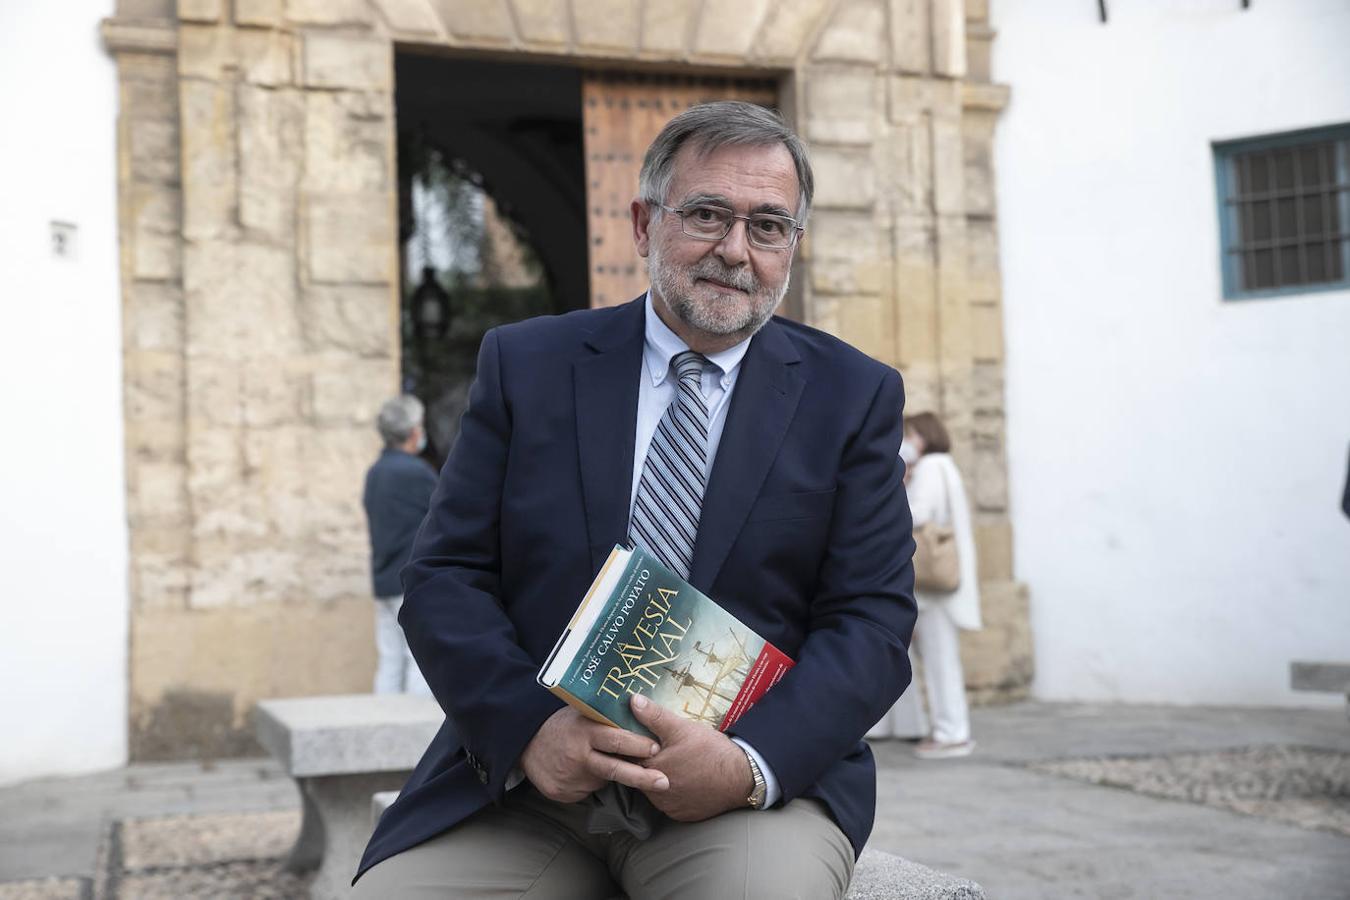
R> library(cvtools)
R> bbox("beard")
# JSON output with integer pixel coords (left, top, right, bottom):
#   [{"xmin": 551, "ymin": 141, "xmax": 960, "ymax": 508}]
[{"xmin": 648, "ymin": 241, "xmax": 789, "ymax": 339}]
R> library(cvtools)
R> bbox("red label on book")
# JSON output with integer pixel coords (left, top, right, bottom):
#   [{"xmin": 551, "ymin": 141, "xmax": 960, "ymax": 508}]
[{"xmin": 717, "ymin": 642, "xmax": 794, "ymax": 731}]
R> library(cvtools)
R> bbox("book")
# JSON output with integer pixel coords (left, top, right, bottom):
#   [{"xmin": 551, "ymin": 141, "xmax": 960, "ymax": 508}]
[{"xmin": 537, "ymin": 544, "xmax": 795, "ymax": 738}]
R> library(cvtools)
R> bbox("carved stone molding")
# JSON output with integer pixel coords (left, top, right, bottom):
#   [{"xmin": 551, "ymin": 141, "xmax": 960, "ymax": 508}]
[{"xmin": 102, "ymin": 17, "xmax": 179, "ymax": 55}]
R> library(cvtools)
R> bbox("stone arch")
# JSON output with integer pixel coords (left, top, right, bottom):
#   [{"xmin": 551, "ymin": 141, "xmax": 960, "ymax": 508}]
[{"xmin": 394, "ymin": 51, "xmax": 590, "ymax": 307}]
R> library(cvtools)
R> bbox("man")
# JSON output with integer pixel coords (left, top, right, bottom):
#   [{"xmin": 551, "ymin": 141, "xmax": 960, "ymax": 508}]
[
  {"xmin": 354, "ymin": 102, "xmax": 917, "ymax": 898},
  {"xmin": 362, "ymin": 395, "xmax": 436, "ymax": 695}
]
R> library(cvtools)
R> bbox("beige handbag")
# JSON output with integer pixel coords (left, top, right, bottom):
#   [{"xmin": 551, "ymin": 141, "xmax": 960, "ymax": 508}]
[
  {"xmin": 913, "ymin": 522, "xmax": 960, "ymax": 592},
  {"xmin": 912, "ymin": 458, "xmax": 960, "ymax": 592}
]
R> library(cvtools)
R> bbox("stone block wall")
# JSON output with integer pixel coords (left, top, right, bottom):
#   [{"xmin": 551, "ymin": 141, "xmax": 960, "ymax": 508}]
[
  {"xmin": 106, "ymin": 8, "xmax": 395, "ymax": 758},
  {"xmin": 105, "ymin": 0, "xmax": 1028, "ymax": 758},
  {"xmin": 783, "ymin": 1, "xmax": 1027, "ymax": 702}
]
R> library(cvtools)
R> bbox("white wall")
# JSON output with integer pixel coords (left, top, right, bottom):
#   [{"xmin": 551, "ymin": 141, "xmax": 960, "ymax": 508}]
[
  {"xmin": 993, "ymin": 0, "xmax": 1350, "ymax": 706},
  {"xmin": 0, "ymin": 3, "xmax": 128, "ymax": 781}
]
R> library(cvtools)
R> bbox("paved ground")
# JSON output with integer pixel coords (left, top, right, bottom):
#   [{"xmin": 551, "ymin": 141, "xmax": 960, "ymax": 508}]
[
  {"xmin": 2, "ymin": 701, "xmax": 1347, "ymax": 898},
  {"xmin": 867, "ymin": 702, "xmax": 1350, "ymax": 899}
]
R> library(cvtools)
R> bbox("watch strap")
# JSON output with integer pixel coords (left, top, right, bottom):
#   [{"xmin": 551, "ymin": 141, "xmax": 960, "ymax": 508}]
[{"xmin": 743, "ymin": 747, "xmax": 767, "ymax": 810}]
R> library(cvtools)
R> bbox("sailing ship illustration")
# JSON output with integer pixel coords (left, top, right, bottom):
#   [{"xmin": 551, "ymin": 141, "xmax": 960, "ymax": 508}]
[{"xmin": 663, "ymin": 629, "xmax": 754, "ymax": 724}]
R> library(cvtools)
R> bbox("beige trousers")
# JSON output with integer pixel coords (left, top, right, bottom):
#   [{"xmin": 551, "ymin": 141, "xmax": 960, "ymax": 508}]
[{"xmin": 351, "ymin": 785, "xmax": 855, "ymax": 900}]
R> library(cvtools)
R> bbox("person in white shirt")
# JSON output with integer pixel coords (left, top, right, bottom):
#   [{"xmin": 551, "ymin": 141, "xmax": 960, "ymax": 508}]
[{"xmin": 872, "ymin": 411, "xmax": 982, "ymax": 759}]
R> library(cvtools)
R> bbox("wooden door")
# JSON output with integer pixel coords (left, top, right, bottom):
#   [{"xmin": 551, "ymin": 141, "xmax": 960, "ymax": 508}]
[{"xmin": 582, "ymin": 73, "xmax": 779, "ymax": 308}]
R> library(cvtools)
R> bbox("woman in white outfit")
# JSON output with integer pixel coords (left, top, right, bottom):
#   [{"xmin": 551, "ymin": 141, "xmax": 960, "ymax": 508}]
[{"xmin": 870, "ymin": 412, "xmax": 982, "ymax": 758}]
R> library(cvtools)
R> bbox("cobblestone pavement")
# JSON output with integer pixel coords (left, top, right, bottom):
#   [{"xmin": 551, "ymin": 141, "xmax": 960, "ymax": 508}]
[
  {"xmin": 0, "ymin": 759, "xmax": 297, "ymax": 900},
  {"xmin": 866, "ymin": 702, "xmax": 1350, "ymax": 899},
  {"xmin": 1032, "ymin": 744, "xmax": 1350, "ymax": 837},
  {"xmin": 2, "ymin": 702, "xmax": 1347, "ymax": 899}
]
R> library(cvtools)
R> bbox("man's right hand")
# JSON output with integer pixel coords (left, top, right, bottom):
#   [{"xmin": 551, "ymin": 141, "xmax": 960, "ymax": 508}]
[{"xmin": 519, "ymin": 707, "xmax": 670, "ymax": 804}]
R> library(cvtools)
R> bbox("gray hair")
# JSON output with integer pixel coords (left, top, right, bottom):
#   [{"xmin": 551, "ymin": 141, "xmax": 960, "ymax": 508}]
[
  {"xmin": 376, "ymin": 394, "xmax": 424, "ymax": 447},
  {"xmin": 638, "ymin": 100, "xmax": 814, "ymax": 224}
]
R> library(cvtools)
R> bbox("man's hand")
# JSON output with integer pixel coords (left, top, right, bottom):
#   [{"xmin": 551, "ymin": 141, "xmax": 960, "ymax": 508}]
[
  {"xmin": 519, "ymin": 706, "xmax": 670, "ymax": 804},
  {"xmin": 630, "ymin": 694, "xmax": 753, "ymax": 822}
]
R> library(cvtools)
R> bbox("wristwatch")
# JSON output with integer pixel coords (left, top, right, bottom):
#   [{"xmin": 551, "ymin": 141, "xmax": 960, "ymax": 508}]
[{"xmin": 743, "ymin": 748, "xmax": 767, "ymax": 810}]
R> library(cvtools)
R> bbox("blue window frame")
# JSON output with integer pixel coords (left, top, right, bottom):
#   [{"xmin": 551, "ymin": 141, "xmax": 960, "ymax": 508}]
[{"xmin": 1214, "ymin": 124, "xmax": 1350, "ymax": 300}]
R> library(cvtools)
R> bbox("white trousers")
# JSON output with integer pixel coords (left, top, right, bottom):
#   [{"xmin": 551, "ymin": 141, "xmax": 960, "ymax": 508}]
[
  {"xmin": 373, "ymin": 595, "xmax": 431, "ymax": 696},
  {"xmin": 913, "ymin": 602, "xmax": 971, "ymax": 743},
  {"xmin": 869, "ymin": 603, "xmax": 971, "ymax": 743}
]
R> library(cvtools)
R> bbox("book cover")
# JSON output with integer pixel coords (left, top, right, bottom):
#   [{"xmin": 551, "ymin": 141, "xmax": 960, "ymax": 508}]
[{"xmin": 537, "ymin": 545, "xmax": 795, "ymax": 738}]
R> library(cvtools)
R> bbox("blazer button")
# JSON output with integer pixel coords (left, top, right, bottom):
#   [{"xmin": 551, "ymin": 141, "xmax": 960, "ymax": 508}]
[{"xmin": 477, "ymin": 766, "xmax": 489, "ymax": 785}]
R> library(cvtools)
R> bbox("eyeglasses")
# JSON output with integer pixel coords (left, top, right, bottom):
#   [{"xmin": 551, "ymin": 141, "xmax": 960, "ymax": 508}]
[{"xmin": 655, "ymin": 203, "xmax": 804, "ymax": 250}]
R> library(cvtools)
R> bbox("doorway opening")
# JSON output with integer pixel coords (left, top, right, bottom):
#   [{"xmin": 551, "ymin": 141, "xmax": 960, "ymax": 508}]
[
  {"xmin": 395, "ymin": 53, "xmax": 588, "ymax": 464},
  {"xmin": 395, "ymin": 53, "xmax": 794, "ymax": 464}
]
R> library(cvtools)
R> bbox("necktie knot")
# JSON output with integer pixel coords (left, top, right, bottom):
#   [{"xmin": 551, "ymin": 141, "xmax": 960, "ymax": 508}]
[{"xmin": 672, "ymin": 351, "xmax": 707, "ymax": 390}]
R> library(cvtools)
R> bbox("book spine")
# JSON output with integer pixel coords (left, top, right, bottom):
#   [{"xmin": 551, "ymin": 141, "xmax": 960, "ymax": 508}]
[
  {"xmin": 717, "ymin": 643, "xmax": 794, "ymax": 731},
  {"xmin": 548, "ymin": 683, "xmax": 624, "ymax": 730}
]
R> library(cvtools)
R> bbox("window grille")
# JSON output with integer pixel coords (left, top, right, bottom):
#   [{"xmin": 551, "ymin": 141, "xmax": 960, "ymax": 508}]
[{"xmin": 1214, "ymin": 126, "xmax": 1350, "ymax": 299}]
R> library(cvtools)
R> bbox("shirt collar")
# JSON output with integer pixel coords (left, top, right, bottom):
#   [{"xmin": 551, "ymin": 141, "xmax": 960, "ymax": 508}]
[{"xmin": 642, "ymin": 292, "xmax": 751, "ymax": 390}]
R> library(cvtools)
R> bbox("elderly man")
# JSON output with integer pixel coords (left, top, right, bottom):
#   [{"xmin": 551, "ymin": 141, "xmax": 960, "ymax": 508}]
[
  {"xmin": 354, "ymin": 102, "xmax": 917, "ymax": 899},
  {"xmin": 362, "ymin": 395, "xmax": 436, "ymax": 695}
]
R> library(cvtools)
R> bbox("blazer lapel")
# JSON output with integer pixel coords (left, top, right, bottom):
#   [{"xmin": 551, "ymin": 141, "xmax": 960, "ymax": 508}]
[
  {"xmin": 575, "ymin": 299, "xmax": 646, "ymax": 575},
  {"xmin": 689, "ymin": 319, "xmax": 804, "ymax": 592}
]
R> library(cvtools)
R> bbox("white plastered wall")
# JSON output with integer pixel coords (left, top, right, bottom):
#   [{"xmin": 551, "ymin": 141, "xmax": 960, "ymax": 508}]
[
  {"xmin": 992, "ymin": 0, "xmax": 1350, "ymax": 706},
  {"xmin": 0, "ymin": 2, "xmax": 128, "ymax": 781}
]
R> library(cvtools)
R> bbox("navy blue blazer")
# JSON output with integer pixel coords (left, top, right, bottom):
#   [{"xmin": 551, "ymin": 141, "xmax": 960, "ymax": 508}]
[{"xmin": 356, "ymin": 297, "xmax": 917, "ymax": 881}]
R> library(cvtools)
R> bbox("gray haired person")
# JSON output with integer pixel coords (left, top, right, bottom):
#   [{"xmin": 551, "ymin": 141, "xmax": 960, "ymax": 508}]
[
  {"xmin": 362, "ymin": 395, "xmax": 437, "ymax": 694},
  {"xmin": 354, "ymin": 100, "xmax": 915, "ymax": 899}
]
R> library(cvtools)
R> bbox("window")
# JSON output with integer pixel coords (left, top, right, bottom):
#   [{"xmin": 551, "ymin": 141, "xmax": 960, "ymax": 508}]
[{"xmin": 1214, "ymin": 125, "xmax": 1350, "ymax": 299}]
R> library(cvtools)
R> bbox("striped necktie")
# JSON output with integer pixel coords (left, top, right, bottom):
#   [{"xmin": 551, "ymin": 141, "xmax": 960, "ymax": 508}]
[
  {"xmin": 593, "ymin": 350, "xmax": 710, "ymax": 838},
  {"xmin": 629, "ymin": 350, "xmax": 710, "ymax": 579}
]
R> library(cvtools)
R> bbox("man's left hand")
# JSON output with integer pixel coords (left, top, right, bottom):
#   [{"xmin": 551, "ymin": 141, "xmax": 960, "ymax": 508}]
[{"xmin": 630, "ymin": 693, "xmax": 752, "ymax": 822}]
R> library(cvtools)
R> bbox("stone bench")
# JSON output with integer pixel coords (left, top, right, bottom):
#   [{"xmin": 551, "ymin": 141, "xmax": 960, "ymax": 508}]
[
  {"xmin": 371, "ymin": 794, "xmax": 987, "ymax": 899},
  {"xmin": 253, "ymin": 693, "xmax": 444, "ymax": 900},
  {"xmin": 1290, "ymin": 660, "xmax": 1350, "ymax": 722},
  {"xmin": 846, "ymin": 850, "xmax": 986, "ymax": 900}
]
